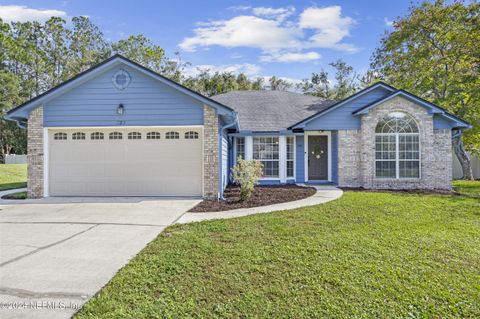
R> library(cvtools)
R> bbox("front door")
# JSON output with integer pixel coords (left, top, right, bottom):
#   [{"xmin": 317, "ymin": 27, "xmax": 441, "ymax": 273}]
[{"xmin": 308, "ymin": 135, "xmax": 328, "ymax": 180}]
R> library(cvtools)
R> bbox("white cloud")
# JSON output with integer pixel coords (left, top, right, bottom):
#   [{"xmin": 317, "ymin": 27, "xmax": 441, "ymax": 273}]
[
  {"xmin": 252, "ymin": 6, "xmax": 295, "ymax": 21},
  {"xmin": 261, "ymin": 51, "xmax": 321, "ymax": 63},
  {"xmin": 299, "ymin": 6, "xmax": 356, "ymax": 51},
  {"xmin": 179, "ymin": 5, "xmax": 357, "ymax": 62},
  {"xmin": 184, "ymin": 63, "xmax": 261, "ymax": 77},
  {"xmin": 384, "ymin": 17, "xmax": 394, "ymax": 27},
  {"xmin": 0, "ymin": 5, "xmax": 67, "ymax": 23},
  {"xmin": 179, "ymin": 15, "xmax": 301, "ymax": 52}
]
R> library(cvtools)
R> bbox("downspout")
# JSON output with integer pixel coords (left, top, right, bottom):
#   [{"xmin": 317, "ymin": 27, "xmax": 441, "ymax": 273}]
[
  {"xmin": 16, "ymin": 120, "xmax": 27, "ymax": 129},
  {"xmin": 452, "ymin": 128, "xmax": 462, "ymax": 140},
  {"xmin": 218, "ymin": 112, "xmax": 239, "ymax": 200}
]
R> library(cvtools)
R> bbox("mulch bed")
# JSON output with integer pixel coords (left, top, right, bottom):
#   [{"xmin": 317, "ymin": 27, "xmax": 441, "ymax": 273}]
[{"xmin": 189, "ymin": 184, "xmax": 317, "ymax": 212}]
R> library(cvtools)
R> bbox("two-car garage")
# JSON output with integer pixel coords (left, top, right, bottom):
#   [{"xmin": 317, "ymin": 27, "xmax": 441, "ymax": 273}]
[{"xmin": 47, "ymin": 127, "xmax": 203, "ymax": 197}]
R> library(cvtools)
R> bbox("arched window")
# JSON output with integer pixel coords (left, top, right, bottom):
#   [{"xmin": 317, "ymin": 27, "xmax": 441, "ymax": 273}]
[
  {"xmin": 72, "ymin": 132, "xmax": 85, "ymax": 140},
  {"xmin": 91, "ymin": 132, "xmax": 104, "ymax": 140},
  {"xmin": 165, "ymin": 131, "xmax": 179, "ymax": 139},
  {"xmin": 375, "ymin": 112, "xmax": 420, "ymax": 178},
  {"xmin": 184, "ymin": 131, "xmax": 199, "ymax": 139},
  {"xmin": 128, "ymin": 132, "xmax": 142, "ymax": 140},
  {"xmin": 109, "ymin": 132, "xmax": 123, "ymax": 140},
  {"xmin": 53, "ymin": 132, "xmax": 67, "ymax": 140},
  {"xmin": 146, "ymin": 132, "xmax": 161, "ymax": 139}
]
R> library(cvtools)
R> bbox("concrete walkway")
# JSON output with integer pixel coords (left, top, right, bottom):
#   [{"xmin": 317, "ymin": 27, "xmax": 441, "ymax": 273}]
[{"xmin": 176, "ymin": 185, "xmax": 343, "ymax": 224}]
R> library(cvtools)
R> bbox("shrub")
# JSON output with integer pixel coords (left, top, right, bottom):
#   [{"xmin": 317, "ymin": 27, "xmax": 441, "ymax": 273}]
[{"xmin": 231, "ymin": 158, "xmax": 263, "ymax": 201}]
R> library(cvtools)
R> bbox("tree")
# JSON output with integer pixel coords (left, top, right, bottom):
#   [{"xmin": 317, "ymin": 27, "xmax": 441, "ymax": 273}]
[
  {"xmin": 67, "ymin": 16, "xmax": 110, "ymax": 76},
  {"xmin": 112, "ymin": 35, "xmax": 165, "ymax": 73},
  {"xmin": 297, "ymin": 59, "xmax": 359, "ymax": 100},
  {"xmin": 371, "ymin": 0, "xmax": 480, "ymax": 179},
  {"xmin": 183, "ymin": 70, "xmax": 266, "ymax": 97},
  {"xmin": 268, "ymin": 76, "xmax": 292, "ymax": 91}
]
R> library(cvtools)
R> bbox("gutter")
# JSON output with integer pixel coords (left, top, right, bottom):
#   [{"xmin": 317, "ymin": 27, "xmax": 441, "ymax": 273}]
[
  {"xmin": 218, "ymin": 112, "xmax": 239, "ymax": 200},
  {"xmin": 3, "ymin": 114, "xmax": 27, "ymax": 129}
]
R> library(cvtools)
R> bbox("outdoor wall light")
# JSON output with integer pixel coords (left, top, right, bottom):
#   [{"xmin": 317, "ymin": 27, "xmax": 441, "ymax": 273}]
[{"xmin": 117, "ymin": 104, "xmax": 124, "ymax": 115}]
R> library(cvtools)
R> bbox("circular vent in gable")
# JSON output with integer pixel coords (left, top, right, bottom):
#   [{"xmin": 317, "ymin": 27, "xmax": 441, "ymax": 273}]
[{"xmin": 112, "ymin": 69, "xmax": 131, "ymax": 90}]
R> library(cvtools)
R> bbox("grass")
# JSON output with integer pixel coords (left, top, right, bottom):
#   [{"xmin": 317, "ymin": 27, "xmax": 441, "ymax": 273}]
[
  {"xmin": 453, "ymin": 179, "xmax": 480, "ymax": 198},
  {"xmin": 76, "ymin": 183, "xmax": 480, "ymax": 319},
  {"xmin": 1, "ymin": 191, "xmax": 27, "ymax": 200},
  {"xmin": 0, "ymin": 164, "xmax": 27, "ymax": 191}
]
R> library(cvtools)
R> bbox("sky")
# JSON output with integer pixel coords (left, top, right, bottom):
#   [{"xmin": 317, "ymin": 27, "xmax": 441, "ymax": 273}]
[{"xmin": 0, "ymin": 1, "xmax": 414, "ymax": 82}]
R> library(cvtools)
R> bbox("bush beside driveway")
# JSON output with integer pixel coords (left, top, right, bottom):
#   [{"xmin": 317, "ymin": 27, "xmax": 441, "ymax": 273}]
[{"xmin": 76, "ymin": 183, "xmax": 480, "ymax": 318}]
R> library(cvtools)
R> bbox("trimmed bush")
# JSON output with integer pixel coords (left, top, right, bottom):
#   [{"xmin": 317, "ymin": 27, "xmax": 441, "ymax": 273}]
[{"xmin": 231, "ymin": 158, "xmax": 263, "ymax": 201}]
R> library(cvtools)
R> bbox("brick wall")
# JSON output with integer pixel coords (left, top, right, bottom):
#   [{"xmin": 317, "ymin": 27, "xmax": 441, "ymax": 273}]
[
  {"xmin": 27, "ymin": 107, "xmax": 44, "ymax": 198},
  {"xmin": 338, "ymin": 96, "xmax": 452, "ymax": 190},
  {"xmin": 203, "ymin": 105, "xmax": 219, "ymax": 198}
]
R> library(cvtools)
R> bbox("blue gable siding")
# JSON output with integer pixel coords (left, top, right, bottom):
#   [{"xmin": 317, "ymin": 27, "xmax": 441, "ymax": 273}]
[
  {"xmin": 296, "ymin": 136, "xmax": 305, "ymax": 183},
  {"xmin": 304, "ymin": 87, "xmax": 392, "ymax": 130},
  {"xmin": 44, "ymin": 65, "xmax": 204, "ymax": 127}
]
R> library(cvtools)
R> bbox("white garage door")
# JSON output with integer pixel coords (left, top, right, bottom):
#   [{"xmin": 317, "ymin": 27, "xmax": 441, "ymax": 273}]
[{"xmin": 48, "ymin": 128, "xmax": 203, "ymax": 196}]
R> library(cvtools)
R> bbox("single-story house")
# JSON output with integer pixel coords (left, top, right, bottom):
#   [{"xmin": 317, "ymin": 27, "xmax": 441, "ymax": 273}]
[{"xmin": 5, "ymin": 55, "xmax": 471, "ymax": 199}]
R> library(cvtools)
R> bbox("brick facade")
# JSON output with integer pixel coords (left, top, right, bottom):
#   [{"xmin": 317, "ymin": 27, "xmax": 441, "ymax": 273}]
[
  {"xmin": 203, "ymin": 105, "xmax": 219, "ymax": 198},
  {"xmin": 338, "ymin": 96, "xmax": 452, "ymax": 190},
  {"xmin": 27, "ymin": 107, "xmax": 44, "ymax": 198}
]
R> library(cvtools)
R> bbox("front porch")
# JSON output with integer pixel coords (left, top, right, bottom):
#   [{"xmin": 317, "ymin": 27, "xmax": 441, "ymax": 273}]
[{"xmin": 229, "ymin": 130, "xmax": 338, "ymax": 185}]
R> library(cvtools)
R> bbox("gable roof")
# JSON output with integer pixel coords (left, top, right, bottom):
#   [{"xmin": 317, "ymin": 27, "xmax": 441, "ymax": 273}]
[
  {"xmin": 288, "ymin": 82, "xmax": 396, "ymax": 129},
  {"xmin": 352, "ymin": 89, "xmax": 471, "ymax": 128},
  {"xmin": 211, "ymin": 90, "xmax": 335, "ymax": 131},
  {"xmin": 5, "ymin": 54, "xmax": 235, "ymax": 122}
]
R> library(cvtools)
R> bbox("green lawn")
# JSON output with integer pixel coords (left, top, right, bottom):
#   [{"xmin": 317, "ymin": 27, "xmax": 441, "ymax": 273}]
[
  {"xmin": 76, "ymin": 184, "xmax": 480, "ymax": 318},
  {"xmin": 0, "ymin": 164, "xmax": 27, "ymax": 190},
  {"xmin": 453, "ymin": 180, "xmax": 480, "ymax": 198}
]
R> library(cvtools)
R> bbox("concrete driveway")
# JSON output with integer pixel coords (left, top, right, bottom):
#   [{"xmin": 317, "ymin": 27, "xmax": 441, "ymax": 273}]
[{"xmin": 0, "ymin": 197, "xmax": 200, "ymax": 319}]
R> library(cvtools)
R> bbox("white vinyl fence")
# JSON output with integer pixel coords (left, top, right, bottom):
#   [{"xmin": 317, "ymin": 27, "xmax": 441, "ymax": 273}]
[
  {"xmin": 4, "ymin": 154, "xmax": 27, "ymax": 164},
  {"xmin": 453, "ymin": 152, "xmax": 480, "ymax": 179}
]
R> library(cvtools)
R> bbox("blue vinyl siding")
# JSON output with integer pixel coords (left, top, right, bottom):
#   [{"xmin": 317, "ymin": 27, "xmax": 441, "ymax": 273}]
[
  {"xmin": 296, "ymin": 136, "xmax": 305, "ymax": 183},
  {"xmin": 304, "ymin": 87, "xmax": 392, "ymax": 130},
  {"xmin": 221, "ymin": 131, "xmax": 229, "ymax": 191},
  {"xmin": 331, "ymin": 131, "xmax": 338, "ymax": 184},
  {"xmin": 44, "ymin": 65, "xmax": 204, "ymax": 127}
]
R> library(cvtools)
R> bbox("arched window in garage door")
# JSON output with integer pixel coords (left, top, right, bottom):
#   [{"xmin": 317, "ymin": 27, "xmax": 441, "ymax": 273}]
[
  {"xmin": 165, "ymin": 131, "xmax": 179, "ymax": 139},
  {"xmin": 185, "ymin": 131, "xmax": 199, "ymax": 139},
  {"xmin": 109, "ymin": 132, "xmax": 123, "ymax": 140},
  {"xmin": 53, "ymin": 132, "xmax": 67, "ymax": 140},
  {"xmin": 91, "ymin": 132, "xmax": 104, "ymax": 140},
  {"xmin": 128, "ymin": 132, "xmax": 142, "ymax": 140}
]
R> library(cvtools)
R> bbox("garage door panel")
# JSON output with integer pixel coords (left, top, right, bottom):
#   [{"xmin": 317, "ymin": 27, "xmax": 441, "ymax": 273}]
[{"xmin": 49, "ymin": 128, "xmax": 203, "ymax": 196}]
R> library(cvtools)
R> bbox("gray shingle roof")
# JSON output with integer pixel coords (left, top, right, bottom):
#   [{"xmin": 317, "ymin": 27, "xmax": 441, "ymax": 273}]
[{"xmin": 211, "ymin": 90, "xmax": 335, "ymax": 131}]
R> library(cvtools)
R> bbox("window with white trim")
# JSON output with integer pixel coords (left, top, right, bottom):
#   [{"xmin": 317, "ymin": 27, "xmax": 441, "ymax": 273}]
[
  {"xmin": 54, "ymin": 132, "xmax": 67, "ymax": 140},
  {"xmin": 72, "ymin": 132, "xmax": 85, "ymax": 140},
  {"xmin": 286, "ymin": 136, "xmax": 295, "ymax": 178},
  {"xmin": 128, "ymin": 132, "xmax": 142, "ymax": 140},
  {"xmin": 375, "ymin": 112, "xmax": 420, "ymax": 178},
  {"xmin": 165, "ymin": 131, "xmax": 179, "ymax": 139},
  {"xmin": 253, "ymin": 137, "xmax": 279, "ymax": 178},
  {"xmin": 184, "ymin": 131, "xmax": 198, "ymax": 139},
  {"xmin": 236, "ymin": 137, "xmax": 245, "ymax": 160},
  {"xmin": 90, "ymin": 132, "xmax": 104, "ymax": 140},
  {"xmin": 146, "ymin": 132, "xmax": 161, "ymax": 139},
  {"xmin": 109, "ymin": 132, "xmax": 123, "ymax": 140}
]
